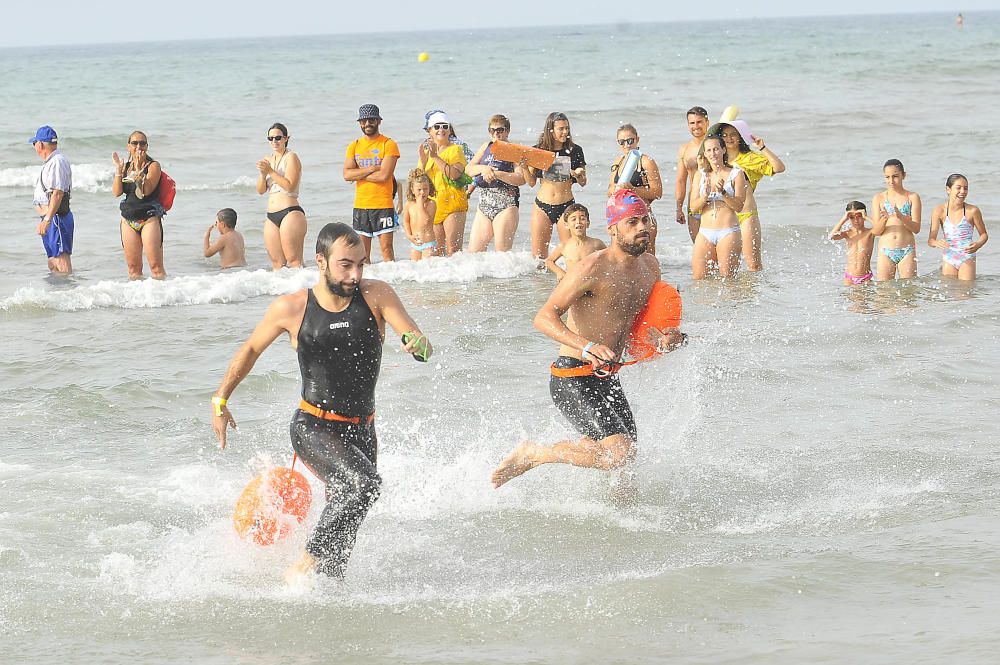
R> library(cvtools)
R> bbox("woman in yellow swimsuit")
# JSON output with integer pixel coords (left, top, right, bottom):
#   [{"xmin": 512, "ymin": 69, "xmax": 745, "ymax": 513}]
[
  {"xmin": 418, "ymin": 110, "xmax": 468, "ymax": 256},
  {"xmin": 711, "ymin": 119, "xmax": 784, "ymax": 271}
]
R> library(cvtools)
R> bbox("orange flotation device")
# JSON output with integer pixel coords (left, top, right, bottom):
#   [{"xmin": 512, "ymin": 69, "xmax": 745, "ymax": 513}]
[
  {"xmin": 626, "ymin": 280, "xmax": 683, "ymax": 361},
  {"xmin": 233, "ymin": 465, "xmax": 312, "ymax": 546}
]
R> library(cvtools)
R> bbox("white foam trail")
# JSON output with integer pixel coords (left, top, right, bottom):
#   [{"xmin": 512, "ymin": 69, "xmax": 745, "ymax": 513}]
[
  {"xmin": 1, "ymin": 252, "xmax": 541, "ymax": 312},
  {"xmin": 0, "ymin": 163, "xmax": 114, "ymax": 193},
  {"xmin": 180, "ymin": 175, "xmax": 257, "ymax": 191}
]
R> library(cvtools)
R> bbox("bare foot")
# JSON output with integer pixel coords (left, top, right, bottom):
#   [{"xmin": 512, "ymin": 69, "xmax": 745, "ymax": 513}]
[
  {"xmin": 491, "ymin": 441, "xmax": 541, "ymax": 488},
  {"xmin": 283, "ymin": 550, "xmax": 317, "ymax": 589}
]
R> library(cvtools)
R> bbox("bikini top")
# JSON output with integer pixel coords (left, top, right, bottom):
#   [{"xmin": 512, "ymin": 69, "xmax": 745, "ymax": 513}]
[
  {"xmin": 267, "ymin": 151, "xmax": 299, "ymax": 197},
  {"xmin": 700, "ymin": 166, "xmax": 741, "ymax": 202},
  {"xmin": 883, "ymin": 193, "xmax": 912, "ymax": 216}
]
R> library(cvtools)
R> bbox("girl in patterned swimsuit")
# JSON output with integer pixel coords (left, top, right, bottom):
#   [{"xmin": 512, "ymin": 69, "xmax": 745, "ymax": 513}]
[
  {"xmin": 928, "ymin": 174, "xmax": 989, "ymax": 281},
  {"xmin": 871, "ymin": 159, "xmax": 922, "ymax": 281}
]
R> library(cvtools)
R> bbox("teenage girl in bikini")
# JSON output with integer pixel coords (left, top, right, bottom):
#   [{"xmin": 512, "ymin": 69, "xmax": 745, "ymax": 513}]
[
  {"xmin": 525, "ymin": 112, "xmax": 587, "ymax": 260},
  {"xmin": 257, "ymin": 122, "xmax": 307, "ymax": 270},
  {"xmin": 689, "ymin": 136, "xmax": 746, "ymax": 279},
  {"xmin": 928, "ymin": 173, "xmax": 989, "ymax": 281},
  {"xmin": 871, "ymin": 159, "xmax": 921, "ymax": 281}
]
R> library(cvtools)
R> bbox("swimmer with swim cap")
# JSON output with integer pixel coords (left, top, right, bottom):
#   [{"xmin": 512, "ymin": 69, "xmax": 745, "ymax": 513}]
[
  {"xmin": 211, "ymin": 222, "xmax": 433, "ymax": 583},
  {"xmin": 491, "ymin": 190, "xmax": 685, "ymax": 499}
]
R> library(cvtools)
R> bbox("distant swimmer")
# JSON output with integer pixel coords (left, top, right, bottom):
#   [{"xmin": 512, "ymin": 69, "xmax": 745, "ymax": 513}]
[
  {"xmin": 545, "ymin": 203, "xmax": 605, "ymax": 281},
  {"xmin": 871, "ymin": 159, "xmax": 922, "ymax": 281},
  {"xmin": 607, "ymin": 123, "xmax": 663, "ymax": 255},
  {"xmin": 466, "ymin": 114, "xmax": 527, "ymax": 253},
  {"xmin": 112, "ymin": 130, "xmax": 166, "ymax": 279},
  {"xmin": 29, "ymin": 125, "xmax": 73, "ymax": 274},
  {"xmin": 343, "ymin": 104, "xmax": 401, "ymax": 263},
  {"xmin": 402, "ymin": 168, "xmax": 438, "ymax": 260},
  {"xmin": 492, "ymin": 190, "xmax": 685, "ymax": 493},
  {"xmin": 689, "ymin": 135, "xmax": 747, "ymax": 279},
  {"xmin": 211, "ymin": 222, "xmax": 433, "ymax": 582},
  {"xmin": 829, "ymin": 201, "xmax": 875, "ymax": 285},
  {"xmin": 957, "ymin": 13, "xmax": 964, "ymax": 29},
  {"xmin": 203, "ymin": 208, "xmax": 246, "ymax": 269},
  {"xmin": 257, "ymin": 123, "xmax": 307, "ymax": 270},
  {"xmin": 525, "ymin": 112, "xmax": 587, "ymax": 260},
  {"xmin": 675, "ymin": 106, "xmax": 710, "ymax": 241},
  {"xmin": 709, "ymin": 118, "xmax": 785, "ymax": 271},
  {"xmin": 928, "ymin": 174, "xmax": 988, "ymax": 281}
]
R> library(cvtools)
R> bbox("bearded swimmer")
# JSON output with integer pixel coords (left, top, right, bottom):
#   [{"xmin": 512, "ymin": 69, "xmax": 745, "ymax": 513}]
[
  {"xmin": 211, "ymin": 222, "xmax": 432, "ymax": 583},
  {"xmin": 491, "ymin": 190, "xmax": 686, "ymax": 493}
]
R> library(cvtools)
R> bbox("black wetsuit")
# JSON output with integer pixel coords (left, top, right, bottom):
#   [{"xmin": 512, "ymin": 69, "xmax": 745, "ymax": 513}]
[
  {"xmin": 291, "ymin": 288, "xmax": 383, "ymax": 577},
  {"xmin": 550, "ymin": 357, "xmax": 637, "ymax": 442}
]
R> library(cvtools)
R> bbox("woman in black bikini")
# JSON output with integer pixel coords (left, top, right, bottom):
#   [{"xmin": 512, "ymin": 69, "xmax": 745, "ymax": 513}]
[
  {"xmin": 607, "ymin": 124, "xmax": 663, "ymax": 255},
  {"xmin": 256, "ymin": 122, "xmax": 307, "ymax": 269},
  {"xmin": 525, "ymin": 112, "xmax": 587, "ymax": 259},
  {"xmin": 111, "ymin": 130, "xmax": 166, "ymax": 279}
]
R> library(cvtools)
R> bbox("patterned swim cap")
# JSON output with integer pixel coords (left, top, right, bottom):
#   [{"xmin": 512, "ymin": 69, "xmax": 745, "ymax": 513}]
[{"xmin": 606, "ymin": 189, "xmax": 649, "ymax": 226}]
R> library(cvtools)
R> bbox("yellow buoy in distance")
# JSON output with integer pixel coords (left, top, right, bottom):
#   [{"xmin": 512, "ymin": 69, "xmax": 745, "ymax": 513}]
[{"xmin": 418, "ymin": 52, "xmax": 430, "ymax": 63}]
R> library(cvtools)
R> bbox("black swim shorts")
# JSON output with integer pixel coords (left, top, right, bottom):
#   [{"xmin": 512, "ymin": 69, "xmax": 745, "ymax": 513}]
[{"xmin": 549, "ymin": 356, "xmax": 637, "ymax": 442}]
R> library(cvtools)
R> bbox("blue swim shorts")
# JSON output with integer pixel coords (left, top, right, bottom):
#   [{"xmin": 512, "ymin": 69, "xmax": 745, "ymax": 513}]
[{"xmin": 42, "ymin": 212, "xmax": 74, "ymax": 258}]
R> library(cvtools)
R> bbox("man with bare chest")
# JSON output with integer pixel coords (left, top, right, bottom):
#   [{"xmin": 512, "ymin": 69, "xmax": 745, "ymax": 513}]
[
  {"xmin": 491, "ymin": 190, "xmax": 685, "ymax": 490},
  {"xmin": 675, "ymin": 106, "xmax": 710, "ymax": 242}
]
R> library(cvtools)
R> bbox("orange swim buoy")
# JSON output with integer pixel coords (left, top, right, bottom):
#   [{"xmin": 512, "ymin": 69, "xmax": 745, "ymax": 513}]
[
  {"xmin": 627, "ymin": 281, "xmax": 683, "ymax": 361},
  {"xmin": 232, "ymin": 466, "xmax": 312, "ymax": 546}
]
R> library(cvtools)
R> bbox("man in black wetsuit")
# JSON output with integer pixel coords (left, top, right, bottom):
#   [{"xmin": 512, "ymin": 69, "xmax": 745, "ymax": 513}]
[
  {"xmin": 491, "ymin": 190, "xmax": 684, "ymax": 493},
  {"xmin": 211, "ymin": 222, "xmax": 432, "ymax": 582}
]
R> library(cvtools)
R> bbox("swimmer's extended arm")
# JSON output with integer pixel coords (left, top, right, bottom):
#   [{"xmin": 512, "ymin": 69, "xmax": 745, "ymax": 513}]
[
  {"xmin": 367, "ymin": 281, "xmax": 433, "ymax": 360},
  {"xmin": 968, "ymin": 206, "xmax": 989, "ymax": 253},
  {"xmin": 545, "ymin": 244, "xmax": 567, "ymax": 281},
  {"xmin": 533, "ymin": 265, "xmax": 616, "ymax": 365},
  {"xmin": 463, "ymin": 142, "xmax": 491, "ymax": 176},
  {"xmin": 829, "ymin": 212, "xmax": 851, "ymax": 241},
  {"xmin": 212, "ymin": 296, "xmax": 297, "ymax": 449},
  {"xmin": 674, "ymin": 148, "xmax": 689, "ymax": 222},
  {"xmin": 927, "ymin": 207, "xmax": 947, "ymax": 249},
  {"xmin": 751, "ymin": 135, "xmax": 786, "ymax": 174}
]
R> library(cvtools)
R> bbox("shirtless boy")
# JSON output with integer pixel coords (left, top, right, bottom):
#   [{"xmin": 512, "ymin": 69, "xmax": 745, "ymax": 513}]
[
  {"xmin": 545, "ymin": 204, "xmax": 606, "ymax": 280},
  {"xmin": 203, "ymin": 208, "xmax": 247, "ymax": 269}
]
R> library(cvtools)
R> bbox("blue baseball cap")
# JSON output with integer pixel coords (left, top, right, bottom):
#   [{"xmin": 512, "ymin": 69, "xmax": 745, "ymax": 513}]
[{"xmin": 28, "ymin": 126, "xmax": 58, "ymax": 144}]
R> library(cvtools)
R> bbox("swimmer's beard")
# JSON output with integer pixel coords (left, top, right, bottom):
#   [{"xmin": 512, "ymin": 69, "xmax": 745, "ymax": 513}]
[
  {"xmin": 618, "ymin": 237, "xmax": 649, "ymax": 257},
  {"xmin": 325, "ymin": 275, "xmax": 358, "ymax": 297}
]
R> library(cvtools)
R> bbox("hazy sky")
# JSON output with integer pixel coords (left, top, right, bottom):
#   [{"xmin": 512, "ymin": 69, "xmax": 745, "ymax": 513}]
[{"xmin": 2, "ymin": 1, "xmax": 994, "ymax": 48}]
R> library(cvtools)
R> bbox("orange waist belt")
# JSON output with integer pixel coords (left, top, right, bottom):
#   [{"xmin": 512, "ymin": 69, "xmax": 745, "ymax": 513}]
[
  {"xmin": 298, "ymin": 400, "xmax": 375, "ymax": 424},
  {"xmin": 550, "ymin": 362, "xmax": 624, "ymax": 378}
]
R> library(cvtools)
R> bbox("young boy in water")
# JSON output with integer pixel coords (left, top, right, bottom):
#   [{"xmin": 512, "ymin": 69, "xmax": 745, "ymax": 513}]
[
  {"xmin": 829, "ymin": 201, "xmax": 874, "ymax": 285},
  {"xmin": 545, "ymin": 203, "xmax": 606, "ymax": 280},
  {"xmin": 402, "ymin": 168, "xmax": 438, "ymax": 261},
  {"xmin": 203, "ymin": 208, "xmax": 247, "ymax": 269}
]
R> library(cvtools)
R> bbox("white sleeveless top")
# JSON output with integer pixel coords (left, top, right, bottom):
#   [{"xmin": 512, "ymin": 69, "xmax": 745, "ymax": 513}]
[{"xmin": 267, "ymin": 151, "xmax": 299, "ymax": 197}]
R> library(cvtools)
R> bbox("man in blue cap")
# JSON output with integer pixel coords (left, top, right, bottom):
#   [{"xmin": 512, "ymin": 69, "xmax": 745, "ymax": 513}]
[
  {"xmin": 30, "ymin": 126, "xmax": 74, "ymax": 273},
  {"xmin": 343, "ymin": 104, "xmax": 400, "ymax": 262}
]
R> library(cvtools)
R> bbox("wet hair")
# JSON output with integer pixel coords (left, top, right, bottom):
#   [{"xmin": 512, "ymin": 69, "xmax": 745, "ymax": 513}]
[
  {"xmin": 217, "ymin": 208, "xmax": 238, "ymax": 228},
  {"xmin": 883, "ymin": 158, "xmax": 904, "ymax": 173},
  {"xmin": 617, "ymin": 123, "xmax": 638, "ymax": 136},
  {"xmin": 561, "ymin": 203, "xmax": 590, "ymax": 225},
  {"xmin": 406, "ymin": 167, "xmax": 436, "ymax": 201},
  {"xmin": 488, "ymin": 114, "xmax": 510, "ymax": 131},
  {"xmin": 946, "ymin": 173, "xmax": 968, "ymax": 188},
  {"xmin": 687, "ymin": 106, "xmax": 709, "ymax": 119},
  {"xmin": 316, "ymin": 222, "xmax": 361, "ymax": 257},
  {"xmin": 698, "ymin": 135, "xmax": 730, "ymax": 170},
  {"xmin": 268, "ymin": 122, "xmax": 289, "ymax": 146},
  {"xmin": 536, "ymin": 112, "xmax": 573, "ymax": 152},
  {"xmin": 845, "ymin": 201, "xmax": 867, "ymax": 212}
]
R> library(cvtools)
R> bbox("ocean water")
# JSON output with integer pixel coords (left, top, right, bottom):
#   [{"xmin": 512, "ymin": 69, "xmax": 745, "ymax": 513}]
[{"xmin": 2, "ymin": 13, "xmax": 1000, "ymax": 664}]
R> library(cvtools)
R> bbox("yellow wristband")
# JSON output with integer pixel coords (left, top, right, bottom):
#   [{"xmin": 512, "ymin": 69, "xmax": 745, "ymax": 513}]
[{"xmin": 212, "ymin": 396, "xmax": 227, "ymax": 416}]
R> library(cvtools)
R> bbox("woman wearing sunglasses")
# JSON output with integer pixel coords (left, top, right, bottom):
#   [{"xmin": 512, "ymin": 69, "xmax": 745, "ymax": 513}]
[
  {"xmin": 524, "ymin": 112, "xmax": 587, "ymax": 259},
  {"xmin": 256, "ymin": 122, "xmax": 307, "ymax": 269},
  {"xmin": 606, "ymin": 124, "xmax": 663, "ymax": 255},
  {"xmin": 465, "ymin": 114, "xmax": 527, "ymax": 252},
  {"xmin": 418, "ymin": 110, "xmax": 469, "ymax": 256},
  {"xmin": 111, "ymin": 130, "xmax": 166, "ymax": 279}
]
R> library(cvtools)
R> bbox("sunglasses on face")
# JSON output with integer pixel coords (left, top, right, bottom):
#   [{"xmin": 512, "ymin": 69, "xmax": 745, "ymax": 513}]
[
  {"xmin": 617, "ymin": 137, "xmax": 636, "ymax": 146},
  {"xmin": 129, "ymin": 140, "xmax": 148, "ymax": 147},
  {"xmin": 431, "ymin": 123, "xmax": 450, "ymax": 131},
  {"xmin": 267, "ymin": 135, "xmax": 286, "ymax": 142},
  {"xmin": 721, "ymin": 133, "xmax": 740, "ymax": 140},
  {"xmin": 489, "ymin": 127, "xmax": 509, "ymax": 134}
]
